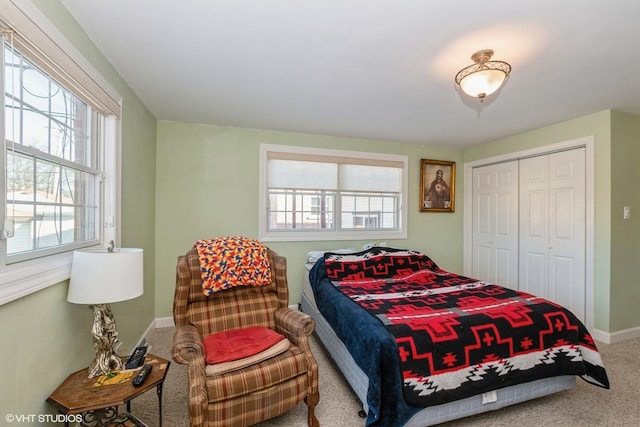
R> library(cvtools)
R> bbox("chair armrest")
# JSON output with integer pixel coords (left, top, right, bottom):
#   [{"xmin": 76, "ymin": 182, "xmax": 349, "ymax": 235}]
[
  {"xmin": 171, "ymin": 325, "xmax": 208, "ymax": 427},
  {"xmin": 172, "ymin": 324, "xmax": 205, "ymax": 365},
  {"xmin": 275, "ymin": 308, "xmax": 319, "ymax": 398},
  {"xmin": 274, "ymin": 308, "xmax": 315, "ymax": 346}
]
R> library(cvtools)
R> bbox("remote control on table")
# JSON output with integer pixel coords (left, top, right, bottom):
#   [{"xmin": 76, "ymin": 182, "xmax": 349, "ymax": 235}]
[{"xmin": 132, "ymin": 364, "xmax": 153, "ymax": 387}]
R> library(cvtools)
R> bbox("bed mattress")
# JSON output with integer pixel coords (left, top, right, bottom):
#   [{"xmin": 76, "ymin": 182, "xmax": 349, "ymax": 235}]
[{"xmin": 301, "ymin": 265, "xmax": 576, "ymax": 426}]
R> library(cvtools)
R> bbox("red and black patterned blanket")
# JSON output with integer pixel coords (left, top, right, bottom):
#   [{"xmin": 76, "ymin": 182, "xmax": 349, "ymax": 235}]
[{"xmin": 323, "ymin": 247, "xmax": 609, "ymax": 408}]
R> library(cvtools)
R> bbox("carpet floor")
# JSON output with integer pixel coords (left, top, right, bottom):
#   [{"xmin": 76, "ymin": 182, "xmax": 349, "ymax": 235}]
[{"xmin": 129, "ymin": 327, "xmax": 638, "ymax": 426}]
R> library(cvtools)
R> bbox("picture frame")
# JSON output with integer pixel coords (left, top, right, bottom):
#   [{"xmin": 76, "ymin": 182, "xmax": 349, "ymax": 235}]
[{"xmin": 420, "ymin": 159, "xmax": 455, "ymax": 212}]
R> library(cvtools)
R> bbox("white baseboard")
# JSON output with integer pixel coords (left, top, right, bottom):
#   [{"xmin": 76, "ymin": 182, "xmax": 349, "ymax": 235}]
[
  {"xmin": 154, "ymin": 316, "xmax": 176, "ymax": 328},
  {"xmin": 593, "ymin": 325, "xmax": 640, "ymax": 345},
  {"xmin": 591, "ymin": 329, "xmax": 610, "ymax": 344},
  {"xmin": 137, "ymin": 317, "xmax": 175, "ymax": 353},
  {"xmin": 139, "ymin": 320, "xmax": 157, "ymax": 343}
]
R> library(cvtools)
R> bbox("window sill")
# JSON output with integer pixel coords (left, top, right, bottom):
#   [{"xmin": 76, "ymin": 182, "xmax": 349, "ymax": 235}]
[{"xmin": 0, "ymin": 252, "xmax": 73, "ymax": 305}]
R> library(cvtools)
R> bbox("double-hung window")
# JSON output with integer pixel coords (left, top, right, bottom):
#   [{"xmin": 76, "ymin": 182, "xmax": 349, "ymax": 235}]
[
  {"xmin": 1, "ymin": 2, "xmax": 121, "ymax": 304},
  {"xmin": 3, "ymin": 42, "xmax": 100, "ymax": 260},
  {"xmin": 259, "ymin": 144, "xmax": 408, "ymax": 241}
]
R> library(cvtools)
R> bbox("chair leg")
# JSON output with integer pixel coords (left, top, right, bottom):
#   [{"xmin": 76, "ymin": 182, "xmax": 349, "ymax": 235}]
[{"xmin": 305, "ymin": 391, "xmax": 320, "ymax": 427}]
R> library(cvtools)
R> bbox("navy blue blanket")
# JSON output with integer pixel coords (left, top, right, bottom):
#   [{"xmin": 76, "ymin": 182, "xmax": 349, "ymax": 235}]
[{"xmin": 309, "ymin": 258, "xmax": 421, "ymax": 426}]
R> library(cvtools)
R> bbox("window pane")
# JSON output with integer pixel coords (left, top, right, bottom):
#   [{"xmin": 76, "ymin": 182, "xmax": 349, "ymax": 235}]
[
  {"xmin": 4, "ymin": 46, "xmax": 19, "ymax": 98},
  {"xmin": 340, "ymin": 192, "xmax": 398, "ymax": 230},
  {"xmin": 268, "ymin": 189, "xmax": 334, "ymax": 230},
  {"xmin": 51, "ymin": 97, "xmax": 88, "ymax": 164},
  {"xmin": 6, "ymin": 152, "xmax": 33, "ymax": 197},
  {"xmin": 8, "ymin": 202, "xmax": 35, "ymax": 253},
  {"xmin": 22, "ymin": 65, "xmax": 51, "ymax": 112},
  {"xmin": 33, "ymin": 203, "xmax": 61, "ymax": 249},
  {"xmin": 35, "ymin": 159, "xmax": 59, "ymax": 202},
  {"xmin": 21, "ymin": 109, "xmax": 50, "ymax": 152}
]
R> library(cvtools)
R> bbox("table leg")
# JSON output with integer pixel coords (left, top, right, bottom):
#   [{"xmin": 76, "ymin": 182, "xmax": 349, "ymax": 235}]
[{"xmin": 156, "ymin": 382, "xmax": 164, "ymax": 427}]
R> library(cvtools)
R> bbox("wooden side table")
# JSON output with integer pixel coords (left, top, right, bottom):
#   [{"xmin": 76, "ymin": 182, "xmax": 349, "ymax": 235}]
[{"xmin": 47, "ymin": 354, "xmax": 170, "ymax": 427}]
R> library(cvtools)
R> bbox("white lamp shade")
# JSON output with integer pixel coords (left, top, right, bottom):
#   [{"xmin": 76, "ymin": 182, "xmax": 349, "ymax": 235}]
[
  {"xmin": 459, "ymin": 69, "xmax": 507, "ymax": 98},
  {"xmin": 68, "ymin": 247, "xmax": 144, "ymax": 304}
]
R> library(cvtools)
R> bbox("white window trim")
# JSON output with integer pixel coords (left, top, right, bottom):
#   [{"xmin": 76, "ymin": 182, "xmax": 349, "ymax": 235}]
[
  {"xmin": 0, "ymin": 0, "xmax": 122, "ymax": 305},
  {"xmin": 259, "ymin": 144, "xmax": 408, "ymax": 242}
]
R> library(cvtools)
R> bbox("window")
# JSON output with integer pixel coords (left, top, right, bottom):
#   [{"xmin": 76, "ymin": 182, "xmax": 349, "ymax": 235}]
[
  {"xmin": 259, "ymin": 144, "xmax": 407, "ymax": 241},
  {"xmin": 4, "ymin": 43, "xmax": 100, "ymax": 260},
  {"xmin": 0, "ymin": 2, "xmax": 121, "ymax": 305}
]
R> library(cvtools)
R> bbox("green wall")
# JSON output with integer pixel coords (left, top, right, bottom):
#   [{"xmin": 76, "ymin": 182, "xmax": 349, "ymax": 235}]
[
  {"xmin": 609, "ymin": 111, "xmax": 640, "ymax": 332},
  {"xmin": 154, "ymin": 122, "xmax": 464, "ymax": 317},
  {"xmin": 0, "ymin": 0, "xmax": 157, "ymax": 420}
]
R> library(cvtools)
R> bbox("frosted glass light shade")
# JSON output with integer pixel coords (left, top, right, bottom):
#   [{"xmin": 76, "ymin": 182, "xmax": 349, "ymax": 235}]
[
  {"xmin": 68, "ymin": 247, "xmax": 144, "ymax": 304},
  {"xmin": 459, "ymin": 68, "xmax": 508, "ymax": 99},
  {"xmin": 455, "ymin": 49, "xmax": 511, "ymax": 101}
]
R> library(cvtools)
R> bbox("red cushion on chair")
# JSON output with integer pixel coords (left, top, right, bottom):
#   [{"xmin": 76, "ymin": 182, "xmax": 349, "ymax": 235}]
[{"xmin": 203, "ymin": 326, "xmax": 285, "ymax": 364}]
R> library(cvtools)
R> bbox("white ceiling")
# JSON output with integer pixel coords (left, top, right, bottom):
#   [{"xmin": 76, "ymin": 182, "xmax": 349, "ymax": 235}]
[{"xmin": 60, "ymin": 0, "xmax": 640, "ymax": 148}]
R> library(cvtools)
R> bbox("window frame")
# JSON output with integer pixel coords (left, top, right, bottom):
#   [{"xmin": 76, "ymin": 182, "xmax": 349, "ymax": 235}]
[
  {"xmin": 259, "ymin": 144, "xmax": 408, "ymax": 242},
  {"xmin": 0, "ymin": 0, "xmax": 121, "ymax": 305}
]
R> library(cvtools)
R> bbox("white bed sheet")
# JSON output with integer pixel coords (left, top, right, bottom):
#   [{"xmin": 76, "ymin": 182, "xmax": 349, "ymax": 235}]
[{"xmin": 301, "ymin": 264, "xmax": 576, "ymax": 426}]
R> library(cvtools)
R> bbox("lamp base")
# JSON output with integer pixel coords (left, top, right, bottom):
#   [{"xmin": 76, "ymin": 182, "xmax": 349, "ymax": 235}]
[{"xmin": 87, "ymin": 303, "xmax": 124, "ymax": 378}]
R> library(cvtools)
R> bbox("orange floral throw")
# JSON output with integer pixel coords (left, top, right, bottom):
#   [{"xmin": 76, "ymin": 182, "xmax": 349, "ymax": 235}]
[{"xmin": 194, "ymin": 236, "xmax": 272, "ymax": 296}]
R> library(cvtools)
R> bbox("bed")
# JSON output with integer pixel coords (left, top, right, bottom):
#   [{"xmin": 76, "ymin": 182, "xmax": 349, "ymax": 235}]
[{"xmin": 300, "ymin": 247, "xmax": 609, "ymax": 426}]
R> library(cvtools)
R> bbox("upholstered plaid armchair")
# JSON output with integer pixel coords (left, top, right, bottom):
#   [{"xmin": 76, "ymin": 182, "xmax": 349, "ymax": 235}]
[{"xmin": 172, "ymin": 245, "xmax": 320, "ymax": 427}]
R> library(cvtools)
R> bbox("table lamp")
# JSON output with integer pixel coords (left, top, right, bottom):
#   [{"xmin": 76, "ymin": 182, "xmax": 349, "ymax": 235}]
[{"xmin": 67, "ymin": 241, "xmax": 144, "ymax": 378}]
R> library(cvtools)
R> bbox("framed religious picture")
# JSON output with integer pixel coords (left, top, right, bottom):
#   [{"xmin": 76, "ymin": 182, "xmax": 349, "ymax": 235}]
[{"xmin": 420, "ymin": 159, "xmax": 455, "ymax": 212}]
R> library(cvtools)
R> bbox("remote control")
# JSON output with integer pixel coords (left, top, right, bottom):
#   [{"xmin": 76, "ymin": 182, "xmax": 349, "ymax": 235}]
[{"xmin": 132, "ymin": 364, "xmax": 153, "ymax": 387}]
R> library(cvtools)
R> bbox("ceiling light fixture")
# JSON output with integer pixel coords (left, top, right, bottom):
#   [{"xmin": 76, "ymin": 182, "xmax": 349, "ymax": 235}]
[{"xmin": 455, "ymin": 49, "xmax": 511, "ymax": 102}]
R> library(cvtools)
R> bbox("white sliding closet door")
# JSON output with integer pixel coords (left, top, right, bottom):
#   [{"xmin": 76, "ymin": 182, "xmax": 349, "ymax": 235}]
[
  {"xmin": 519, "ymin": 148, "xmax": 586, "ymax": 319},
  {"xmin": 471, "ymin": 161, "xmax": 519, "ymax": 289}
]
